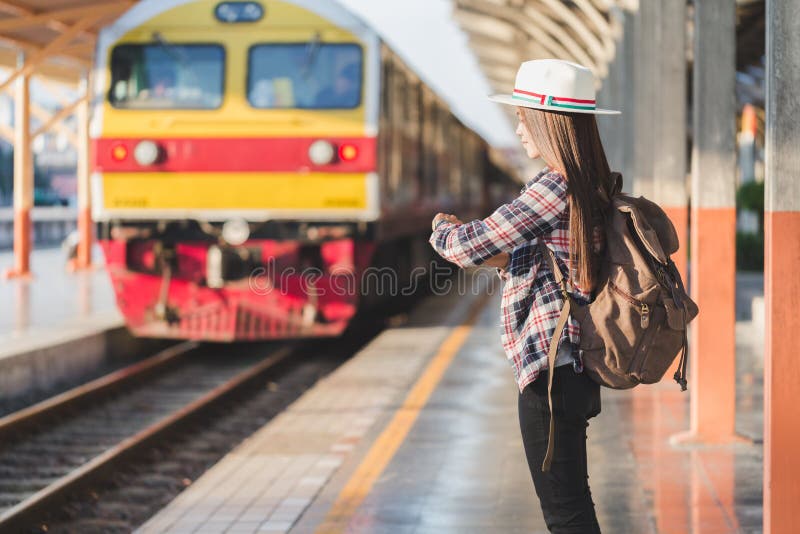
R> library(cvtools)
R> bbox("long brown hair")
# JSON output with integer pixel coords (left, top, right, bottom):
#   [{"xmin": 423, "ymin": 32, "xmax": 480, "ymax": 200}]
[{"xmin": 518, "ymin": 106, "xmax": 613, "ymax": 292}]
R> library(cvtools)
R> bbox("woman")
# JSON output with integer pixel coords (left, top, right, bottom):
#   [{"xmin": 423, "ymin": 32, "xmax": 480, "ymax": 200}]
[{"xmin": 429, "ymin": 59, "xmax": 620, "ymax": 533}]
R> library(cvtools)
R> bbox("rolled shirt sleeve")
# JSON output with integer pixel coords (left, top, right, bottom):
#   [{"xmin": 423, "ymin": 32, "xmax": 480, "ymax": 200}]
[{"xmin": 428, "ymin": 170, "xmax": 568, "ymax": 268}]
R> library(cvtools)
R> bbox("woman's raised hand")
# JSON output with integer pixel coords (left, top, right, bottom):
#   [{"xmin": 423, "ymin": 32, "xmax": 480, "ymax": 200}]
[{"xmin": 432, "ymin": 213, "xmax": 463, "ymax": 230}]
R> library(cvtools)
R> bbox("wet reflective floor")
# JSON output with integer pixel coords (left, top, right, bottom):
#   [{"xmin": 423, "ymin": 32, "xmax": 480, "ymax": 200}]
[
  {"xmin": 2, "ymin": 249, "xmax": 764, "ymax": 533},
  {"xmin": 0, "ymin": 245, "xmax": 118, "ymax": 351},
  {"xmin": 295, "ymin": 281, "xmax": 763, "ymax": 534}
]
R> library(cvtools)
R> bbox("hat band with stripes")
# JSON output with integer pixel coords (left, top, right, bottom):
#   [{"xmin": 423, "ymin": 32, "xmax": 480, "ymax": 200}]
[{"xmin": 512, "ymin": 88, "xmax": 596, "ymax": 111}]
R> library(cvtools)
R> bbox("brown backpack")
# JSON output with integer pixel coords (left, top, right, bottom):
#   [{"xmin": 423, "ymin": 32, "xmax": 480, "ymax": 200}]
[{"xmin": 539, "ymin": 173, "xmax": 699, "ymax": 471}]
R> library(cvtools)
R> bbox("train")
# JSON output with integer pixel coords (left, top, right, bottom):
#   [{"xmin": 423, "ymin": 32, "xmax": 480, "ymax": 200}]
[{"xmin": 90, "ymin": 0, "xmax": 519, "ymax": 341}]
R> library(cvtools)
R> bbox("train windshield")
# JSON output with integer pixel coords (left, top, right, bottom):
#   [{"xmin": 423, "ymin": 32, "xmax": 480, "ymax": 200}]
[
  {"xmin": 248, "ymin": 43, "xmax": 363, "ymax": 109},
  {"xmin": 108, "ymin": 43, "xmax": 225, "ymax": 109}
]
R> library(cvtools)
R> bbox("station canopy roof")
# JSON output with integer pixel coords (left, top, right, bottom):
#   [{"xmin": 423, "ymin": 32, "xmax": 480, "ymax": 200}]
[
  {"xmin": 454, "ymin": 0, "xmax": 765, "ymax": 111},
  {"xmin": 0, "ymin": 1, "xmax": 766, "ymax": 95},
  {"xmin": 453, "ymin": 0, "xmax": 632, "ymax": 91},
  {"xmin": 0, "ymin": 0, "xmax": 137, "ymax": 86}
]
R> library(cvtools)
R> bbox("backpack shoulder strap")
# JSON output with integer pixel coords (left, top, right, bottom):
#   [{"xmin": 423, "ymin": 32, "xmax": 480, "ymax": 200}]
[
  {"xmin": 538, "ymin": 241, "xmax": 572, "ymax": 472},
  {"xmin": 540, "ymin": 241, "xmax": 568, "ymax": 292}
]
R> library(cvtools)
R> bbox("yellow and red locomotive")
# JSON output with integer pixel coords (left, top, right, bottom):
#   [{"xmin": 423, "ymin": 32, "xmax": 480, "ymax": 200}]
[{"xmin": 91, "ymin": 0, "xmax": 516, "ymax": 341}]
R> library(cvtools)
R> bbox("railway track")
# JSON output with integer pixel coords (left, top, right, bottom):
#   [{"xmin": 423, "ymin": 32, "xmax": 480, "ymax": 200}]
[{"xmin": 0, "ymin": 340, "xmax": 297, "ymax": 532}]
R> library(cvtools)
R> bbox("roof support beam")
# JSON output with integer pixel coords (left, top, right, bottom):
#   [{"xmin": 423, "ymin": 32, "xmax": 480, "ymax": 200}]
[
  {"xmin": 0, "ymin": 3, "xmax": 126, "ymax": 32},
  {"xmin": 32, "ymin": 92, "xmax": 88, "ymax": 139},
  {"xmin": 34, "ymin": 76, "xmax": 77, "ymax": 106},
  {"xmin": 0, "ymin": 32, "xmax": 58, "ymax": 55},
  {"xmin": 0, "ymin": 1, "xmax": 97, "ymax": 52},
  {"xmin": 0, "ymin": 122, "xmax": 12, "ymax": 143},
  {"xmin": 532, "ymin": 0, "xmax": 609, "ymax": 75},
  {"xmin": 0, "ymin": 50, "xmax": 83, "ymax": 84},
  {"xmin": 571, "ymin": 0, "xmax": 616, "ymax": 58},
  {"xmin": 2, "ymin": 84, "xmax": 80, "ymax": 146},
  {"xmin": 0, "ymin": 11, "xmax": 104, "ymax": 94},
  {"xmin": 59, "ymin": 41, "xmax": 96, "ymax": 58},
  {"xmin": 465, "ymin": 34, "xmax": 523, "ymax": 61},
  {"xmin": 522, "ymin": 3, "xmax": 601, "ymax": 75},
  {"xmin": 0, "ymin": 0, "xmax": 35, "ymax": 14},
  {"xmin": 30, "ymin": 103, "xmax": 78, "ymax": 147},
  {"xmin": 452, "ymin": 8, "xmax": 518, "ymax": 44},
  {"xmin": 457, "ymin": 0, "xmax": 601, "ymax": 76},
  {"xmin": 477, "ymin": 59, "xmax": 519, "ymax": 81}
]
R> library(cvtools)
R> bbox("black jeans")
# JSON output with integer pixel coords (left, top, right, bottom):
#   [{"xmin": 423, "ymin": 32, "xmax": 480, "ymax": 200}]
[{"xmin": 518, "ymin": 364, "xmax": 602, "ymax": 533}]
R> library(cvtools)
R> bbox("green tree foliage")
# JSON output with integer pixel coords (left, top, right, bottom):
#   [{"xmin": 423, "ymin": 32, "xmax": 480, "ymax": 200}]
[{"xmin": 736, "ymin": 180, "xmax": 764, "ymax": 272}]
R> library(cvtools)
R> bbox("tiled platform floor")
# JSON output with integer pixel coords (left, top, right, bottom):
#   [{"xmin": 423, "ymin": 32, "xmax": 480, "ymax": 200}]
[{"xmin": 139, "ymin": 268, "xmax": 763, "ymax": 533}]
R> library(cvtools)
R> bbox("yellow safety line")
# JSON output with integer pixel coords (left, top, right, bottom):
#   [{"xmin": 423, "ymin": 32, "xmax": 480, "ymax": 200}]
[{"xmin": 314, "ymin": 291, "xmax": 492, "ymax": 533}]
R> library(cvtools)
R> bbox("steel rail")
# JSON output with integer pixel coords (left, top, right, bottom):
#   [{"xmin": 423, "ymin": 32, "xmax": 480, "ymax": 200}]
[
  {"xmin": 0, "ymin": 341, "xmax": 198, "ymax": 443},
  {"xmin": 0, "ymin": 343, "xmax": 295, "ymax": 532}
]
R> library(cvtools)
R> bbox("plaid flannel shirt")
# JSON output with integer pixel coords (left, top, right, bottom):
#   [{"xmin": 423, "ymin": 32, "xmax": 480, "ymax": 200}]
[{"xmin": 429, "ymin": 166, "xmax": 594, "ymax": 393}]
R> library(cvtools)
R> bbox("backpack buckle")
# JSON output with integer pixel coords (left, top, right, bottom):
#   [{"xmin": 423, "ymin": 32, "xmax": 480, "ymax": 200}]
[{"xmin": 574, "ymin": 349, "xmax": 585, "ymax": 373}]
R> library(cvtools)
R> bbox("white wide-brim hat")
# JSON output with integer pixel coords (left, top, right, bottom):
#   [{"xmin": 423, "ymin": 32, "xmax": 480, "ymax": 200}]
[{"xmin": 489, "ymin": 58, "xmax": 620, "ymax": 115}]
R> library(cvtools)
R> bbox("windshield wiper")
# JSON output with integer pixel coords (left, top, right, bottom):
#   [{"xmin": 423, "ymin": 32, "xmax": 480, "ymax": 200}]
[
  {"xmin": 152, "ymin": 31, "xmax": 201, "ymax": 86},
  {"xmin": 301, "ymin": 32, "xmax": 321, "ymax": 79}
]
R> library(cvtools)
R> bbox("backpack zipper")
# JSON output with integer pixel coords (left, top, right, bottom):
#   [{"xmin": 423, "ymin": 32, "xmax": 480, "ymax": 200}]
[
  {"xmin": 608, "ymin": 281, "xmax": 650, "ymax": 328},
  {"xmin": 641, "ymin": 303, "xmax": 650, "ymax": 329}
]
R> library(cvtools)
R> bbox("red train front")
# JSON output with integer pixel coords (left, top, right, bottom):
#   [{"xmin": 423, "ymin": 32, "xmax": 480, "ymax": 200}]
[{"xmin": 91, "ymin": 0, "xmax": 511, "ymax": 341}]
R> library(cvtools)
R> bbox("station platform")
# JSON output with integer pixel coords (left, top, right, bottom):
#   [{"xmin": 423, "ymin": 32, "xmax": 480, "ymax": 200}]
[
  {"xmin": 0, "ymin": 245, "xmax": 144, "ymax": 409},
  {"xmin": 137, "ymin": 268, "xmax": 764, "ymax": 534},
  {"xmin": 0, "ymin": 245, "xmax": 120, "ymax": 354}
]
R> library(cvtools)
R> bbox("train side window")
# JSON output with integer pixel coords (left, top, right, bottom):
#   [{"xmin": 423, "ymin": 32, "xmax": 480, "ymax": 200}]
[
  {"xmin": 109, "ymin": 43, "xmax": 225, "ymax": 109},
  {"xmin": 248, "ymin": 43, "xmax": 363, "ymax": 109},
  {"xmin": 390, "ymin": 69, "xmax": 406, "ymax": 200},
  {"xmin": 428, "ymin": 100, "xmax": 440, "ymax": 198},
  {"xmin": 381, "ymin": 60, "xmax": 392, "ymax": 123},
  {"xmin": 409, "ymin": 85, "xmax": 423, "ymax": 202},
  {"xmin": 380, "ymin": 59, "xmax": 393, "ymax": 200},
  {"xmin": 449, "ymin": 119, "xmax": 463, "ymax": 199}
]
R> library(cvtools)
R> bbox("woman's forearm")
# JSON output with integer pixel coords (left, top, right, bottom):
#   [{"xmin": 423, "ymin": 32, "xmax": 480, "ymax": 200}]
[
  {"xmin": 428, "ymin": 170, "xmax": 567, "ymax": 268},
  {"xmin": 483, "ymin": 252, "xmax": 510, "ymax": 269}
]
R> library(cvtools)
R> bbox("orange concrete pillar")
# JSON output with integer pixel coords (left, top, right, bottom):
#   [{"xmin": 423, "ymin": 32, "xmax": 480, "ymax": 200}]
[
  {"xmin": 671, "ymin": 0, "xmax": 745, "ymax": 445},
  {"xmin": 3, "ymin": 52, "xmax": 33, "ymax": 280},
  {"xmin": 763, "ymin": 2, "xmax": 800, "ymax": 531},
  {"xmin": 71, "ymin": 75, "xmax": 93, "ymax": 271}
]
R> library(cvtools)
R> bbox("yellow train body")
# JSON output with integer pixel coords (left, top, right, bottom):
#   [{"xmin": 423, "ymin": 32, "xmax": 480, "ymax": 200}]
[{"xmin": 91, "ymin": 0, "xmax": 380, "ymax": 222}]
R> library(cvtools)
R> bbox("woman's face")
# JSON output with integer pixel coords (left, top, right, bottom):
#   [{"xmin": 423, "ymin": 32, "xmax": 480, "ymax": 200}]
[{"xmin": 515, "ymin": 108, "xmax": 541, "ymax": 160}]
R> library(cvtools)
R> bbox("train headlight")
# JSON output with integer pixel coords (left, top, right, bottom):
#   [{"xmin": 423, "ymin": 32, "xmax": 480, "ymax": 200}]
[
  {"xmin": 308, "ymin": 140, "xmax": 335, "ymax": 165},
  {"xmin": 134, "ymin": 140, "xmax": 161, "ymax": 166},
  {"xmin": 222, "ymin": 217, "xmax": 250, "ymax": 246}
]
